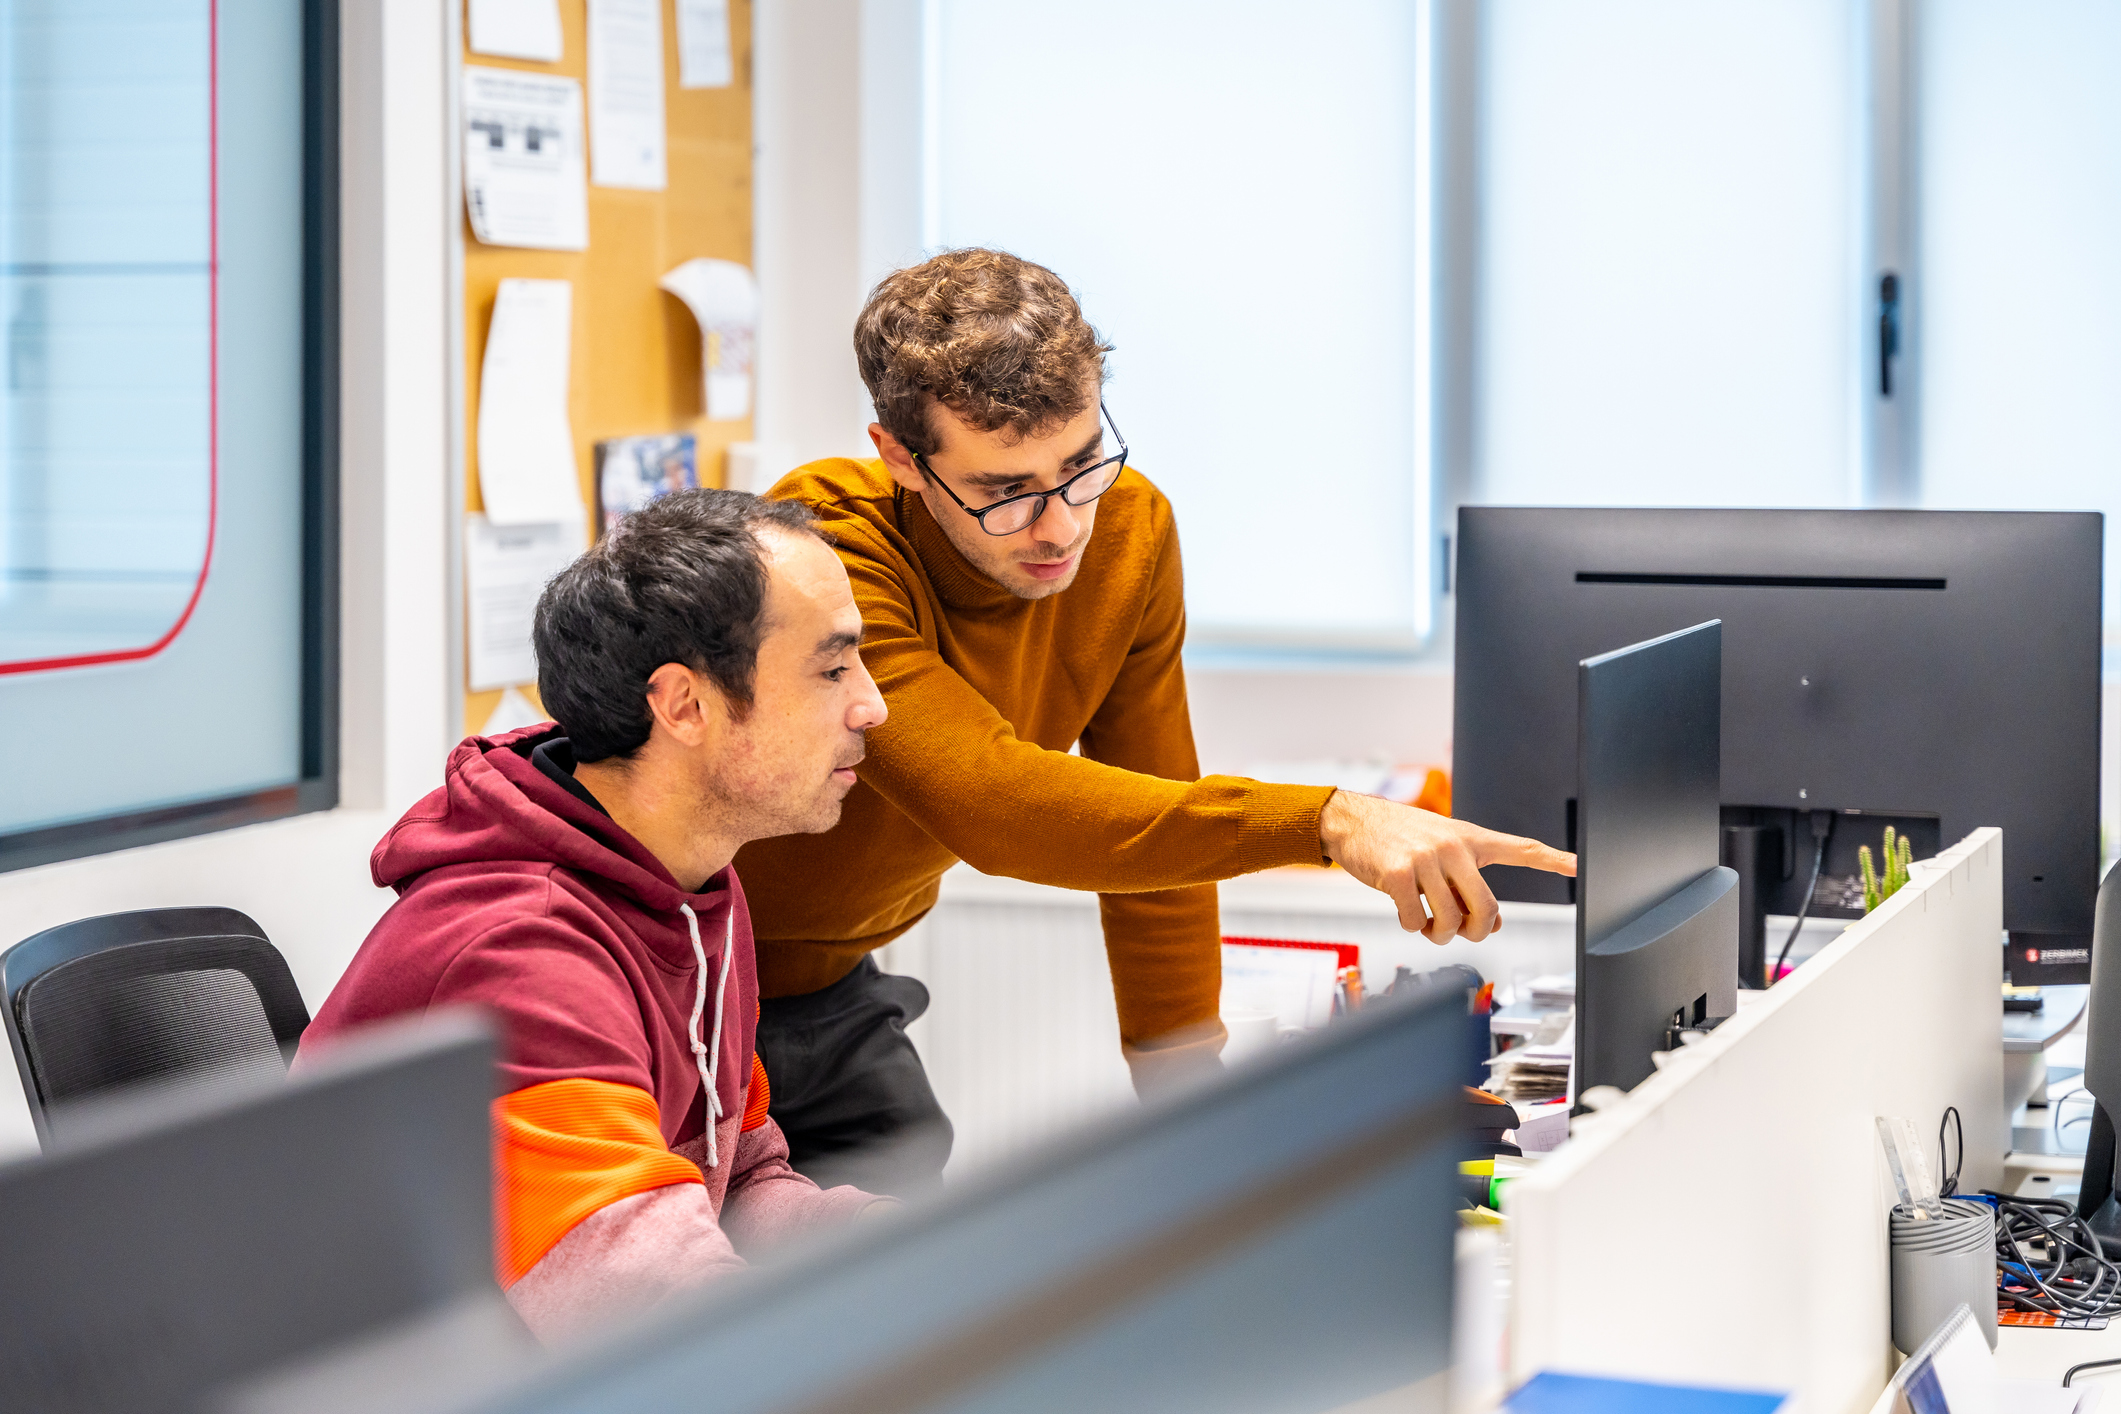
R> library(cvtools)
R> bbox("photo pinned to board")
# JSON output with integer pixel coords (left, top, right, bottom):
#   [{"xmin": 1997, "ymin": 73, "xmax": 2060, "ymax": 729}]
[{"xmin": 597, "ymin": 434, "xmax": 699, "ymax": 533}]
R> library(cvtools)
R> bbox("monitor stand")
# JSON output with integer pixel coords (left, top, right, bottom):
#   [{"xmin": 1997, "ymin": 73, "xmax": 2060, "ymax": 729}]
[{"xmin": 1721, "ymin": 823, "xmax": 1781, "ymax": 990}]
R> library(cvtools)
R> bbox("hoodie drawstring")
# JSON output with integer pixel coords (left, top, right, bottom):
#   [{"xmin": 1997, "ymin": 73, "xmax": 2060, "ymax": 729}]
[{"xmin": 679, "ymin": 901, "xmax": 734, "ymax": 1168}]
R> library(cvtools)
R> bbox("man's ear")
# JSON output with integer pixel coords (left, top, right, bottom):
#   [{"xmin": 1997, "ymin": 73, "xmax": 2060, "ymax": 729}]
[
  {"xmin": 642, "ymin": 663, "xmax": 721, "ymax": 747},
  {"xmin": 870, "ymin": 423, "xmax": 926, "ymax": 494}
]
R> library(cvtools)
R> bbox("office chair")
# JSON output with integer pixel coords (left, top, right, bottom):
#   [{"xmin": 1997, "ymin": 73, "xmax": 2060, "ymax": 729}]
[
  {"xmin": 0, "ymin": 907, "xmax": 311, "ymax": 1144},
  {"xmin": 2076, "ymin": 860, "xmax": 2121, "ymax": 1249}
]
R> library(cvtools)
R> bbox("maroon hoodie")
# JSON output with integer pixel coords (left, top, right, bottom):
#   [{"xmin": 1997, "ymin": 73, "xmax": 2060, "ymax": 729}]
[{"xmin": 302, "ymin": 724, "xmax": 876, "ymax": 1342}]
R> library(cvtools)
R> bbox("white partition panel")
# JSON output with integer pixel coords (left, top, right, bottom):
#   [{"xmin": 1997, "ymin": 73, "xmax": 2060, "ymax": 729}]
[{"xmin": 1507, "ymin": 828, "xmax": 2006, "ymax": 1412}]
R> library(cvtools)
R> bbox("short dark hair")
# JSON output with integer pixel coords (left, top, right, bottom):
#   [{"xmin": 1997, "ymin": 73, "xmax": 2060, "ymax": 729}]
[
  {"xmin": 854, "ymin": 247, "xmax": 1112, "ymax": 457},
  {"xmin": 533, "ymin": 489, "xmax": 824, "ymax": 763}
]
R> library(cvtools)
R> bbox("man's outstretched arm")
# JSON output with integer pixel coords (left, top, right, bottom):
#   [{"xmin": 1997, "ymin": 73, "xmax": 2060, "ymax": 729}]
[{"xmin": 1320, "ymin": 791, "xmax": 1578, "ymax": 943}]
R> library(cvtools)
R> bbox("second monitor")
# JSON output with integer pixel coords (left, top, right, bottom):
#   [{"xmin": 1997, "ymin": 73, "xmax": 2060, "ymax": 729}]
[
  {"xmin": 1576, "ymin": 619, "xmax": 1738, "ymax": 1098},
  {"xmin": 1455, "ymin": 506, "xmax": 2103, "ymax": 985}
]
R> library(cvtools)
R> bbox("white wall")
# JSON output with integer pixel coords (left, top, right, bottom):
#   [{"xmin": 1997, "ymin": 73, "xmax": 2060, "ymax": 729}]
[
  {"xmin": 750, "ymin": 0, "xmax": 876, "ymax": 482},
  {"xmin": 1187, "ymin": 664, "xmax": 1455, "ymax": 778},
  {"xmin": 0, "ymin": 0, "xmax": 457, "ymax": 1159}
]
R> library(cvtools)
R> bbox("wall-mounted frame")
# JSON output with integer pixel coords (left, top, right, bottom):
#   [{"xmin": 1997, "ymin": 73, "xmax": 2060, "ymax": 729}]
[{"xmin": 0, "ymin": 0, "xmax": 339, "ymax": 874}]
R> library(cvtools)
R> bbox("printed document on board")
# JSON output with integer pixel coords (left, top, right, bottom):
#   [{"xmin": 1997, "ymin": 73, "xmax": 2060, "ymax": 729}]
[
  {"xmin": 587, "ymin": 0, "xmax": 667, "ymax": 189},
  {"xmin": 676, "ymin": 0, "xmax": 734, "ymax": 88},
  {"xmin": 468, "ymin": 0, "xmax": 563, "ymax": 61},
  {"xmin": 464, "ymin": 67, "xmax": 589, "ymax": 250},
  {"xmin": 466, "ymin": 516, "xmax": 586, "ymax": 691},
  {"xmin": 477, "ymin": 279, "xmax": 586, "ymax": 526}
]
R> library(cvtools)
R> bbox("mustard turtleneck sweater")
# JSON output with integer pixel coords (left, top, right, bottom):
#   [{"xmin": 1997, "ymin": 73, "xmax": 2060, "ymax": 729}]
[{"xmin": 734, "ymin": 457, "xmax": 1335, "ymax": 1052}]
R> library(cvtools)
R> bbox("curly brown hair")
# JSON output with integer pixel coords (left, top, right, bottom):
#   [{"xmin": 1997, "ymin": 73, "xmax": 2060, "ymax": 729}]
[{"xmin": 854, "ymin": 248, "xmax": 1112, "ymax": 458}]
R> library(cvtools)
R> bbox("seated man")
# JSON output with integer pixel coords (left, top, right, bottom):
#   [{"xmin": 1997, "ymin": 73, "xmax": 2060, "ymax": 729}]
[{"xmin": 300, "ymin": 489, "xmax": 891, "ymax": 1343}]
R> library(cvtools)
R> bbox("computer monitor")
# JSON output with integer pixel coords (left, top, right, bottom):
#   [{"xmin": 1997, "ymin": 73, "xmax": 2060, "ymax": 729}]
[
  {"xmin": 248, "ymin": 985, "xmax": 1475, "ymax": 1414},
  {"xmin": 1454, "ymin": 507, "xmax": 2103, "ymax": 985},
  {"xmin": 1574, "ymin": 620, "xmax": 1739, "ymax": 1098},
  {"xmin": 2075, "ymin": 860, "xmax": 2121, "ymax": 1248},
  {"xmin": 0, "ymin": 1011, "xmax": 519, "ymax": 1414}
]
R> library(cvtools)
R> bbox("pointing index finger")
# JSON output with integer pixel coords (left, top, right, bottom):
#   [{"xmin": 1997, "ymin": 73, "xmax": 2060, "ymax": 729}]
[{"xmin": 1473, "ymin": 828, "xmax": 1578, "ymax": 877}]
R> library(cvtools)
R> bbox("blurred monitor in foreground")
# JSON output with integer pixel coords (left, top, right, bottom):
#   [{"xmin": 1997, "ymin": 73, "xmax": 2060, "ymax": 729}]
[
  {"xmin": 0, "ymin": 1012, "xmax": 518, "ymax": 1414},
  {"xmin": 1455, "ymin": 506, "xmax": 2102, "ymax": 985},
  {"xmin": 251, "ymin": 984, "xmax": 1474, "ymax": 1414}
]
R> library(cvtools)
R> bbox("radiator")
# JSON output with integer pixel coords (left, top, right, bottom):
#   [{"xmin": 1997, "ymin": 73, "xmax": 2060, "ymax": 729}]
[{"xmin": 878, "ymin": 866, "xmax": 1584, "ymax": 1179}]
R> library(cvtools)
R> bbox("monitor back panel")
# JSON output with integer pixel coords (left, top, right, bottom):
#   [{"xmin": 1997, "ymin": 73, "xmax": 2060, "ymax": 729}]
[
  {"xmin": 419, "ymin": 990, "xmax": 1473, "ymax": 1414},
  {"xmin": 1454, "ymin": 506, "xmax": 2103, "ymax": 942},
  {"xmin": 1575, "ymin": 621, "xmax": 1736, "ymax": 1094},
  {"xmin": 0, "ymin": 1017, "xmax": 496, "ymax": 1414}
]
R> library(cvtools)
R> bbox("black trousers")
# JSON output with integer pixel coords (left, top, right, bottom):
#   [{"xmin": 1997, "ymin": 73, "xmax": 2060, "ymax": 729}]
[{"xmin": 755, "ymin": 957, "xmax": 954, "ymax": 1199}]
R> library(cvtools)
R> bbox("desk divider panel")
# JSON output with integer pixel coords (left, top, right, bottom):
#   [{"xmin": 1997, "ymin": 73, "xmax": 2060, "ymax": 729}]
[{"xmin": 1507, "ymin": 827, "xmax": 2006, "ymax": 1411}]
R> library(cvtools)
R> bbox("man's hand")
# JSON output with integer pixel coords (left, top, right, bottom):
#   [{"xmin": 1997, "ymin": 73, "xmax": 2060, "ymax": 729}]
[{"xmin": 1318, "ymin": 792, "xmax": 1577, "ymax": 944}]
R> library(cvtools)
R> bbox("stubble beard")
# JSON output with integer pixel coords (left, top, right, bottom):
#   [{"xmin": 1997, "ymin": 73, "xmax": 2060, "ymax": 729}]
[{"xmin": 997, "ymin": 528, "xmax": 1092, "ymax": 601}]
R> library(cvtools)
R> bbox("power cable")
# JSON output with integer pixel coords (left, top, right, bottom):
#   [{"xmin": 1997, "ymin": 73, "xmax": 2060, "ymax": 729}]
[{"xmin": 1771, "ymin": 811, "xmax": 1833, "ymax": 984}]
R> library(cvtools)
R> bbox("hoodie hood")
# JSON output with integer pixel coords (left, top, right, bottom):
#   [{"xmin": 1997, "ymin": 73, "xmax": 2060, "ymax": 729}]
[
  {"xmin": 375, "ymin": 723, "xmax": 697, "ymax": 917},
  {"xmin": 316, "ymin": 723, "xmax": 755, "ymax": 1144}
]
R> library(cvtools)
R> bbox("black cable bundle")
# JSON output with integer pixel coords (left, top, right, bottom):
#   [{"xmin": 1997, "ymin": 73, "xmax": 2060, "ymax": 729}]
[
  {"xmin": 1933, "ymin": 1109, "xmax": 2121, "ymax": 1387},
  {"xmin": 1986, "ymin": 1191, "xmax": 2121, "ymax": 1320}
]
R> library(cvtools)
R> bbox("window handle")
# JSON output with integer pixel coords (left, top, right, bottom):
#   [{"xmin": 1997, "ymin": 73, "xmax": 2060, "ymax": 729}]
[{"xmin": 1878, "ymin": 271, "xmax": 1901, "ymax": 399}]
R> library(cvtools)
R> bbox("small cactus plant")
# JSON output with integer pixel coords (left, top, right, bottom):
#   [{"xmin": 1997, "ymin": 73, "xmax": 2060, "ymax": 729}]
[{"xmin": 1859, "ymin": 826, "xmax": 1915, "ymax": 912}]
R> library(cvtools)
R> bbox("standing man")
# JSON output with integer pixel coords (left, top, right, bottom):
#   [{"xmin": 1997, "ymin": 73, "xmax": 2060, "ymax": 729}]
[{"xmin": 737, "ymin": 248, "xmax": 1573, "ymax": 1195}]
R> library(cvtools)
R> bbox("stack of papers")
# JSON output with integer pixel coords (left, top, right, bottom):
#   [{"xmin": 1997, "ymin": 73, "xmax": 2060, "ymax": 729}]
[
  {"xmin": 1489, "ymin": 1013, "xmax": 1573, "ymax": 1108},
  {"xmin": 1525, "ymin": 974, "xmax": 1577, "ymax": 1009}
]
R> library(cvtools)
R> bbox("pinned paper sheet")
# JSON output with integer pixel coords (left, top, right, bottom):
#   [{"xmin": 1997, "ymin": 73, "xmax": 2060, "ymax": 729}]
[
  {"xmin": 659, "ymin": 258, "xmax": 758, "ymax": 420},
  {"xmin": 676, "ymin": 0, "xmax": 734, "ymax": 88},
  {"xmin": 588, "ymin": 0, "xmax": 667, "ymax": 190},
  {"xmin": 464, "ymin": 67, "xmax": 588, "ymax": 250},
  {"xmin": 468, "ymin": 0, "xmax": 562, "ymax": 61},
  {"xmin": 466, "ymin": 516, "xmax": 586, "ymax": 692},
  {"xmin": 481, "ymin": 685, "xmax": 550, "ymax": 736},
  {"xmin": 477, "ymin": 279, "xmax": 586, "ymax": 526}
]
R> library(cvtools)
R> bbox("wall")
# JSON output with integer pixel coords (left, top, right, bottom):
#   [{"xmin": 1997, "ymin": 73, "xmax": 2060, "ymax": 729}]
[
  {"xmin": 0, "ymin": 0, "xmax": 456, "ymax": 1159},
  {"xmin": 748, "ymin": 0, "xmax": 872, "ymax": 483}
]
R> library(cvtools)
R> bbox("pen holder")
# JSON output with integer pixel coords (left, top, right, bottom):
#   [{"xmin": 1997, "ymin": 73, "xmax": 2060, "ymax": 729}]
[{"xmin": 1889, "ymin": 1199, "xmax": 1996, "ymax": 1354}]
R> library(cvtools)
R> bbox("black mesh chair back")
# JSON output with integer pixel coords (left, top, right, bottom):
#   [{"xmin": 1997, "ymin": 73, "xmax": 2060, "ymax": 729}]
[{"xmin": 1, "ymin": 906, "xmax": 311, "ymax": 1143}]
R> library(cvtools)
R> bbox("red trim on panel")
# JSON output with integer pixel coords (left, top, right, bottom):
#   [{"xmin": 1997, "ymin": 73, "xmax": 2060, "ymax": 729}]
[
  {"xmin": 1221, "ymin": 936, "xmax": 1363, "ymax": 972},
  {"xmin": 0, "ymin": 0, "xmax": 219, "ymax": 678}
]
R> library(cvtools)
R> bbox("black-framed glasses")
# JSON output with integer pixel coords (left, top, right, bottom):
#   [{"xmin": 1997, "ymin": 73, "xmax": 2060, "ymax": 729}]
[{"xmin": 912, "ymin": 403, "xmax": 1127, "ymax": 537}]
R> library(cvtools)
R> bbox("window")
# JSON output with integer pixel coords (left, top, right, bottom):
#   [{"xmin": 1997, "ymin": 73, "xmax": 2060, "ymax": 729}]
[
  {"xmin": 1917, "ymin": 0, "xmax": 2121, "ymax": 635},
  {"xmin": 1476, "ymin": 0, "xmax": 1864, "ymax": 510},
  {"xmin": 886, "ymin": 4, "xmax": 2119, "ymax": 664},
  {"xmin": 927, "ymin": 0, "xmax": 1430, "ymax": 650},
  {"xmin": 0, "ymin": 0, "xmax": 334, "ymax": 870},
  {"xmin": 1460, "ymin": 2, "xmax": 2118, "ymax": 654}
]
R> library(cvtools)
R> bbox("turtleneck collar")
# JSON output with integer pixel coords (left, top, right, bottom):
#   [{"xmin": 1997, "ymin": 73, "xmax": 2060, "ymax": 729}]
[{"xmin": 897, "ymin": 481, "xmax": 1023, "ymax": 613}]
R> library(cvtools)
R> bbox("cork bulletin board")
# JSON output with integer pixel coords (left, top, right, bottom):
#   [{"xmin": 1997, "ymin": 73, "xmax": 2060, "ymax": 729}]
[{"xmin": 460, "ymin": 0, "xmax": 755, "ymax": 735}]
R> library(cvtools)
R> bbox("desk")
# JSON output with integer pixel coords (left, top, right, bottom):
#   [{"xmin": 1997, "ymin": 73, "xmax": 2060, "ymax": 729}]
[
  {"xmin": 2009, "ymin": 985, "xmax": 2092, "ymax": 1123},
  {"xmin": 1996, "ymin": 1321, "xmax": 2121, "ymax": 1392}
]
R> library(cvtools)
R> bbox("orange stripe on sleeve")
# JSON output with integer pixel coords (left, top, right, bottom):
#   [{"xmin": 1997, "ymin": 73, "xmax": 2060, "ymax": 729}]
[
  {"xmin": 741, "ymin": 1052, "xmax": 770, "ymax": 1132},
  {"xmin": 494, "ymin": 1077, "xmax": 704, "ymax": 1287}
]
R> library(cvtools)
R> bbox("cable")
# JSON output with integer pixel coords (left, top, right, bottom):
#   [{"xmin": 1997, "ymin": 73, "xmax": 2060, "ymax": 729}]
[
  {"xmin": 2066, "ymin": 1357, "xmax": 2121, "ymax": 1388},
  {"xmin": 1771, "ymin": 812, "xmax": 1833, "ymax": 984},
  {"xmin": 1982, "ymin": 1190, "xmax": 2121, "ymax": 1323},
  {"xmin": 1938, "ymin": 1106, "xmax": 1962, "ymax": 1198}
]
